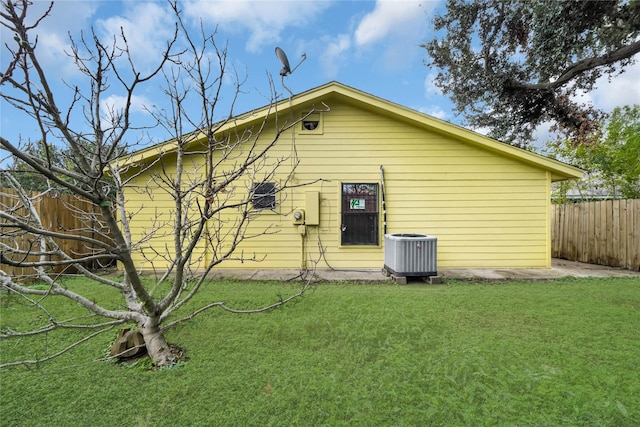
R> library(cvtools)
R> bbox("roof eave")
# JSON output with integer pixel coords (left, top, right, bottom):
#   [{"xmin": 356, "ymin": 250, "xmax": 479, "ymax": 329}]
[{"xmin": 115, "ymin": 81, "xmax": 585, "ymax": 181}]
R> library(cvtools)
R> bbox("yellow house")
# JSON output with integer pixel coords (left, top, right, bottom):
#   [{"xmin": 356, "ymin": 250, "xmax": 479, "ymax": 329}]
[{"xmin": 119, "ymin": 81, "xmax": 582, "ymax": 273}]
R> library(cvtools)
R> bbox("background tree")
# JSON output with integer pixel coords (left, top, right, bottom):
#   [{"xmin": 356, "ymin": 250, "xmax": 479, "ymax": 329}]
[
  {"xmin": 0, "ymin": 0, "xmax": 316, "ymax": 367},
  {"xmin": 0, "ymin": 141, "xmax": 94, "ymax": 191},
  {"xmin": 423, "ymin": 0, "xmax": 640, "ymax": 147},
  {"xmin": 545, "ymin": 105, "xmax": 640, "ymax": 201},
  {"xmin": 0, "ymin": 142, "xmax": 61, "ymax": 191}
]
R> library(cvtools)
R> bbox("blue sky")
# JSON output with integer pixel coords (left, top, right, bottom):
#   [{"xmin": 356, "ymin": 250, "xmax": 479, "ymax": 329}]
[{"xmin": 1, "ymin": 0, "xmax": 639, "ymax": 153}]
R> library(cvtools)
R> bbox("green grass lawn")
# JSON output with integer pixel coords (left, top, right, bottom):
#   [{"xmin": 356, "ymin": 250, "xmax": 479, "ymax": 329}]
[{"xmin": 1, "ymin": 277, "xmax": 639, "ymax": 426}]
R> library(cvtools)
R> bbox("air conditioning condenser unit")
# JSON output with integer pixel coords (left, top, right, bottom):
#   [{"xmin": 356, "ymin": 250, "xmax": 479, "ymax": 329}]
[{"xmin": 384, "ymin": 233, "xmax": 437, "ymax": 277}]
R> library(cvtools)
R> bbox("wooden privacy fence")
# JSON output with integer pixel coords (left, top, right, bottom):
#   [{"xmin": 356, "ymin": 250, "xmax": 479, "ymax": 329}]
[
  {"xmin": 0, "ymin": 190, "xmax": 114, "ymax": 278},
  {"xmin": 551, "ymin": 199, "xmax": 640, "ymax": 271}
]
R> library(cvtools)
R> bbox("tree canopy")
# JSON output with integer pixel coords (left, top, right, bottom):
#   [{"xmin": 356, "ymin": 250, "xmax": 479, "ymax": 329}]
[
  {"xmin": 546, "ymin": 104, "xmax": 640, "ymax": 201},
  {"xmin": 423, "ymin": 0, "xmax": 640, "ymax": 147}
]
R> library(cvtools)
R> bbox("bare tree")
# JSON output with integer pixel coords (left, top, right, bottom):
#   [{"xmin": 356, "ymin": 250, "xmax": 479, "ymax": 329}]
[{"xmin": 0, "ymin": 0, "xmax": 319, "ymax": 367}]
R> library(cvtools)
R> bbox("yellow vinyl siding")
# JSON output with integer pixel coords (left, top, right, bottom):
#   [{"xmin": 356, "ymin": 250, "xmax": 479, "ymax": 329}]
[
  {"xmin": 123, "ymin": 183, "xmax": 177, "ymax": 270},
  {"xmin": 290, "ymin": 101, "xmax": 550, "ymax": 269},
  {"xmin": 121, "ymin": 86, "xmax": 576, "ymax": 271}
]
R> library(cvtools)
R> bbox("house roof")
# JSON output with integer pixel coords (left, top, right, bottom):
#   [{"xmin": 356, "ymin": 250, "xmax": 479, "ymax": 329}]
[{"xmin": 120, "ymin": 81, "xmax": 583, "ymax": 182}]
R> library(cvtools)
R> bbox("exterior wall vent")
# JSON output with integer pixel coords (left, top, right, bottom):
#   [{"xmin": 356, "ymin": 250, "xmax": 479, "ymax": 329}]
[{"xmin": 384, "ymin": 233, "xmax": 437, "ymax": 276}]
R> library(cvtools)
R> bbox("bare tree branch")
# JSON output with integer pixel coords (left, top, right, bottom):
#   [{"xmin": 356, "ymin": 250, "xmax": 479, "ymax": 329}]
[
  {"xmin": 506, "ymin": 40, "xmax": 640, "ymax": 92},
  {"xmin": 0, "ymin": 326, "xmax": 116, "ymax": 369}
]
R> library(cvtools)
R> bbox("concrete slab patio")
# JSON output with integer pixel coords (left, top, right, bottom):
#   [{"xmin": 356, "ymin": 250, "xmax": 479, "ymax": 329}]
[{"xmin": 209, "ymin": 259, "xmax": 640, "ymax": 282}]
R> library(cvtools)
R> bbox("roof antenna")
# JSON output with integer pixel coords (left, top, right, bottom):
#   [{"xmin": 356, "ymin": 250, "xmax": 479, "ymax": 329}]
[{"xmin": 275, "ymin": 47, "xmax": 306, "ymax": 95}]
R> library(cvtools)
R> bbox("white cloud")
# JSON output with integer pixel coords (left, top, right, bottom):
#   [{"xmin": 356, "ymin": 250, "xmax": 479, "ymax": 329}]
[
  {"xmin": 36, "ymin": 1, "xmax": 98, "ymax": 33},
  {"xmin": 36, "ymin": 31, "xmax": 78, "ymax": 76},
  {"xmin": 183, "ymin": 0, "xmax": 332, "ymax": 53},
  {"xmin": 0, "ymin": 1, "xmax": 98, "ymax": 76},
  {"xmin": 569, "ymin": 60, "xmax": 640, "ymax": 113},
  {"xmin": 589, "ymin": 61, "xmax": 640, "ymax": 112},
  {"xmin": 531, "ymin": 121, "xmax": 556, "ymax": 153},
  {"xmin": 101, "ymin": 94, "xmax": 152, "ymax": 122},
  {"xmin": 352, "ymin": 0, "xmax": 434, "ymax": 72},
  {"xmin": 319, "ymin": 34, "xmax": 351, "ymax": 77},
  {"xmin": 97, "ymin": 2, "xmax": 175, "ymax": 66},
  {"xmin": 418, "ymin": 106, "xmax": 447, "ymax": 120},
  {"xmin": 469, "ymin": 125, "xmax": 491, "ymax": 136},
  {"xmin": 354, "ymin": 0, "xmax": 424, "ymax": 47},
  {"xmin": 423, "ymin": 71, "xmax": 441, "ymax": 96}
]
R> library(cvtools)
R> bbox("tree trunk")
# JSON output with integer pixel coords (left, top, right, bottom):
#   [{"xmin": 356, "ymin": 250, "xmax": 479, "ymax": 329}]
[{"xmin": 139, "ymin": 323, "xmax": 175, "ymax": 367}]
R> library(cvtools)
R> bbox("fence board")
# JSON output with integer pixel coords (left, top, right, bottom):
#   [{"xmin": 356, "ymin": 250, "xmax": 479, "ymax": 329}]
[
  {"xmin": 551, "ymin": 199, "xmax": 640, "ymax": 271},
  {"xmin": 578, "ymin": 202, "xmax": 587, "ymax": 263}
]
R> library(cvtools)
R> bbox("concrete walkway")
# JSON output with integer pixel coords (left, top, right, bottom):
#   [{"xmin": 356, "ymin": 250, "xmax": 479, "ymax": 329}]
[
  {"xmin": 439, "ymin": 259, "xmax": 640, "ymax": 281},
  {"xmin": 209, "ymin": 259, "xmax": 640, "ymax": 282}
]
